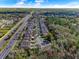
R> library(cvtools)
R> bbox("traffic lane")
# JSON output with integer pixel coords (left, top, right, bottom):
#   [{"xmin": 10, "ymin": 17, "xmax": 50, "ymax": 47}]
[
  {"xmin": 0, "ymin": 16, "xmax": 26, "ymax": 48},
  {"xmin": 0, "ymin": 27, "xmax": 23, "ymax": 59},
  {"xmin": 0, "ymin": 15, "xmax": 32, "ymax": 59},
  {"xmin": 0, "ymin": 15, "xmax": 30, "ymax": 48}
]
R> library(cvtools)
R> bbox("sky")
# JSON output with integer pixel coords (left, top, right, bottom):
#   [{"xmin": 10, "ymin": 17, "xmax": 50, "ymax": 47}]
[{"xmin": 0, "ymin": 0, "xmax": 79, "ymax": 8}]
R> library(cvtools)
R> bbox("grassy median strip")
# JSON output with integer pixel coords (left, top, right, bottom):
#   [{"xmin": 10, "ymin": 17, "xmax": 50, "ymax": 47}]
[
  {"xmin": 0, "ymin": 29, "xmax": 9, "ymax": 38},
  {"xmin": 0, "ymin": 18, "xmax": 23, "ymax": 41},
  {"xmin": 0, "ymin": 19, "xmax": 24, "ymax": 53},
  {"xmin": 0, "ymin": 40, "xmax": 9, "ymax": 51}
]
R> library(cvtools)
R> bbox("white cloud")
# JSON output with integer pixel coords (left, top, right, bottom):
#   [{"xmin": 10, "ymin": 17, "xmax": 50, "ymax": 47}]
[
  {"xmin": 34, "ymin": 0, "xmax": 44, "ymax": 7},
  {"xmin": 35, "ymin": 0, "xmax": 44, "ymax": 3},
  {"xmin": 15, "ymin": 0, "xmax": 26, "ymax": 6},
  {"xmin": 16, "ymin": 2, "xmax": 26, "ymax": 6},
  {"xmin": 0, "ymin": 1, "xmax": 79, "ymax": 8},
  {"xmin": 37, "ymin": 2, "xmax": 79, "ymax": 8},
  {"xmin": 51, "ymin": 2, "xmax": 79, "ymax": 8}
]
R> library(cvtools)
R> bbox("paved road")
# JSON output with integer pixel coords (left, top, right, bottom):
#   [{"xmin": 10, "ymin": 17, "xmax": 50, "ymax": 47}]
[
  {"xmin": 39, "ymin": 18, "xmax": 48, "ymax": 36},
  {"xmin": 0, "ymin": 14, "xmax": 32, "ymax": 59},
  {"xmin": 0, "ymin": 16, "xmax": 25, "ymax": 48},
  {"xmin": 0, "ymin": 13, "xmax": 49, "ymax": 59}
]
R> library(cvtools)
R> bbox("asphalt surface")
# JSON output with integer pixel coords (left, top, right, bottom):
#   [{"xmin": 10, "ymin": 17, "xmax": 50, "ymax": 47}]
[
  {"xmin": 0, "ymin": 14, "xmax": 32, "ymax": 59},
  {"xmin": 0, "ymin": 16, "xmax": 25, "ymax": 48},
  {"xmin": 0, "ymin": 13, "xmax": 49, "ymax": 59}
]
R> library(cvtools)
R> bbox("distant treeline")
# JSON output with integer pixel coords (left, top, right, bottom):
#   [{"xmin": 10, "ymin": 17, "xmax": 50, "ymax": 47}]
[
  {"xmin": 0, "ymin": 8, "xmax": 33, "ymax": 14},
  {"xmin": 0, "ymin": 12, "xmax": 30, "ymax": 14}
]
